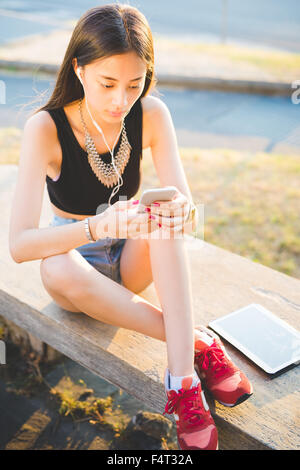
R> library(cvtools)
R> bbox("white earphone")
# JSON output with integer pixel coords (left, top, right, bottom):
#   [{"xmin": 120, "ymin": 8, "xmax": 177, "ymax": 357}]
[
  {"xmin": 77, "ymin": 68, "xmax": 83, "ymax": 84},
  {"xmin": 76, "ymin": 67, "xmax": 124, "ymax": 207}
]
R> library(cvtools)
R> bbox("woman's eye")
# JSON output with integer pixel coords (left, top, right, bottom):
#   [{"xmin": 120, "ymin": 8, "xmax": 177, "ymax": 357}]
[{"xmin": 101, "ymin": 84, "xmax": 140, "ymax": 89}]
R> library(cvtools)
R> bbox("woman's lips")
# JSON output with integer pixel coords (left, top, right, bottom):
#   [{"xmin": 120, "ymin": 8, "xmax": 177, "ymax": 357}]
[{"xmin": 108, "ymin": 110, "xmax": 124, "ymax": 117}]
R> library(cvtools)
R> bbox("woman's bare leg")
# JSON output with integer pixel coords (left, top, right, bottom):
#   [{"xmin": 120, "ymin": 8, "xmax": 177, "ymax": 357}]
[
  {"xmin": 41, "ymin": 249, "xmax": 167, "ymax": 341},
  {"xmin": 41, "ymin": 237, "xmax": 197, "ymax": 376},
  {"xmin": 147, "ymin": 237, "xmax": 195, "ymax": 377}
]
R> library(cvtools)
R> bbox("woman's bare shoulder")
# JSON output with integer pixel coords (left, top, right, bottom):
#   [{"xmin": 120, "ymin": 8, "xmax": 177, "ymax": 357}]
[
  {"xmin": 22, "ymin": 110, "xmax": 60, "ymax": 170},
  {"xmin": 25, "ymin": 109, "xmax": 57, "ymax": 136},
  {"xmin": 140, "ymin": 95, "xmax": 170, "ymax": 149},
  {"xmin": 141, "ymin": 95, "xmax": 166, "ymax": 114},
  {"xmin": 140, "ymin": 95, "xmax": 167, "ymax": 148}
]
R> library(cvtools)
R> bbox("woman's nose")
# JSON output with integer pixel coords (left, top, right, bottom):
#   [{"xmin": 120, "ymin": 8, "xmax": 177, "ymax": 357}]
[{"xmin": 112, "ymin": 90, "xmax": 128, "ymax": 109}]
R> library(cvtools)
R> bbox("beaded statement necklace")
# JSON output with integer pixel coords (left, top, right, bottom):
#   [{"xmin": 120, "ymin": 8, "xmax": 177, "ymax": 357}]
[{"xmin": 78, "ymin": 98, "xmax": 132, "ymax": 188}]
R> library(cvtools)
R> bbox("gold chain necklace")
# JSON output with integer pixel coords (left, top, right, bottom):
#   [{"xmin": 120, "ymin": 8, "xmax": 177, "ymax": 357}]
[{"xmin": 79, "ymin": 98, "xmax": 132, "ymax": 188}]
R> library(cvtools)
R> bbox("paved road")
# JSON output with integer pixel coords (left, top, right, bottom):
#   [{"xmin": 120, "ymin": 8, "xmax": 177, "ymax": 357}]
[
  {"xmin": 0, "ymin": 0, "xmax": 299, "ymax": 52},
  {"xmin": 0, "ymin": 70, "xmax": 299, "ymax": 154}
]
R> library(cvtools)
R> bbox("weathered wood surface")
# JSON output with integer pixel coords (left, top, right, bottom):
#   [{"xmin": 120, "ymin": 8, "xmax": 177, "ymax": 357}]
[{"xmin": 1, "ymin": 165, "xmax": 299, "ymax": 449}]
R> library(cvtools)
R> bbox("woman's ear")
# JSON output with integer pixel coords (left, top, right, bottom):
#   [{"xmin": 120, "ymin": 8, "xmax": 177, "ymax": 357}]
[
  {"xmin": 72, "ymin": 57, "xmax": 77, "ymax": 73},
  {"xmin": 72, "ymin": 57, "xmax": 83, "ymax": 86},
  {"xmin": 72, "ymin": 58, "xmax": 82, "ymax": 82}
]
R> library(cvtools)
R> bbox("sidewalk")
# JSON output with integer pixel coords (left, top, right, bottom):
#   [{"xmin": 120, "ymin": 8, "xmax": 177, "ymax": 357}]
[{"xmin": 0, "ymin": 29, "xmax": 297, "ymax": 96}]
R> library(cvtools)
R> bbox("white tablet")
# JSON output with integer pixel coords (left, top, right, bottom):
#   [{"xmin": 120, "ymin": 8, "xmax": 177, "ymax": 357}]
[{"xmin": 208, "ymin": 304, "xmax": 300, "ymax": 374}]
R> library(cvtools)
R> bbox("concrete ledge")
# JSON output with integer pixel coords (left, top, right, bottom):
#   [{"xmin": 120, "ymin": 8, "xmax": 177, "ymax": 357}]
[
  {"xmin": 1, "ymin": 164, "xmax": 300, "ymax": 449},
  {"xmin": 157, "ymin": 74, "xmax": 292, "ymax": 96},
  {"xmin": 0, "ymin": 60, "xmax": 292, "ymax": 96},
  {"xmin": 0, "ymin": 59, "xmax": 59, "ymax": 75}
]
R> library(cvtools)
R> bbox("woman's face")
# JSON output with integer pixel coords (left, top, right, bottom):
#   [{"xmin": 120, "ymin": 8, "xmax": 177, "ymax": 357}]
[{"xmin": 77, "ymin": 51, "xmax": 147, "ymax": 124}]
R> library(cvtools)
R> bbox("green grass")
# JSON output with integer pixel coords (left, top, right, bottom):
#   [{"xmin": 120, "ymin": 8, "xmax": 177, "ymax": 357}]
[
  {"xmin": 155, "ymin": 35, "xmax": 300, "ymax": 81},
  {"xmin": 2, "ymin": 128, "xmax": 299, "ymax": 279},
  {"xmin": 140, "ymin": 146, "xmax": 300, "ymax": 280},
  {"xmin": 0, "ymin": 127, "xmax": 22, "ymax": 164},
  {"xmin": 192, "ymin": 43, "xmax": 300, "ymax": 80}
]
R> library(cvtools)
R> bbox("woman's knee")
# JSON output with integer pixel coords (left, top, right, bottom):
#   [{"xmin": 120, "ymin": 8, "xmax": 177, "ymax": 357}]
[{"xmin": 40, "ymin": 252, "xmax": 77, "ymax": 292}]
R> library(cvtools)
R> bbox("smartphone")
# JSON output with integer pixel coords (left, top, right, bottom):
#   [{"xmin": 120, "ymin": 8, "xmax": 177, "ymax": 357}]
[{"xmin": 137, "ymin": 186, "xmax": 178, "ymax": 213}]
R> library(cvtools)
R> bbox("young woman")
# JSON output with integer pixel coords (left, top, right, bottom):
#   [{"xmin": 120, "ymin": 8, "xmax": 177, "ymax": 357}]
[{"xmin": 9, "ymin": 4, "xmax": 252, "ymax": 451}]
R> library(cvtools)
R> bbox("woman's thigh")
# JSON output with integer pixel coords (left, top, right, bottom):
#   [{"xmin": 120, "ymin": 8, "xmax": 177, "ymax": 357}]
[
  {"xmin": 40, "ymin": 249, "xmax": 98, "ymax": 312},
  {"xmin": 43, "ymin": 214, "xmax": 123, "ymax": 310},
  {"xmin": 41, "ymin": 278, "xmax": 81, "ymax": 312},
  {"xmin": 119, "ymin": 237, "xmax": 153, "ymax": 294}
]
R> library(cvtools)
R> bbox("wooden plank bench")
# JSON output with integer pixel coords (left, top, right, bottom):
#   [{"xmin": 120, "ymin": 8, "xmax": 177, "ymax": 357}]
[{"xmin": 1, "ymin": 164, "xmax": 299, "ymax": 450}]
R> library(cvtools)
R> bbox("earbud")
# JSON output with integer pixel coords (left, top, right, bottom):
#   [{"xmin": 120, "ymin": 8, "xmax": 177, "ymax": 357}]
[{"xmin": 77, "ymin": 68, "xmax": 83, "ymax": 85}]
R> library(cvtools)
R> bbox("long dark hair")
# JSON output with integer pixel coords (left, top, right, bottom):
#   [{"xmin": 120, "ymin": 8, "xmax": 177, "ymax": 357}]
[{"xmin": 33, "ymin": 3, "xmax": 157, "ymax": 115}]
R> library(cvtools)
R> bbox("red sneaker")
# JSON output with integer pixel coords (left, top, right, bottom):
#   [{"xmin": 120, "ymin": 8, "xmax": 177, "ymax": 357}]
[
  {"xmin": 194, "ymin": 326, "xmax": 253, "ymax": 407},
  {"xmin": 163, "ymin": 368, "xmax": 218, "ymax": 450}
]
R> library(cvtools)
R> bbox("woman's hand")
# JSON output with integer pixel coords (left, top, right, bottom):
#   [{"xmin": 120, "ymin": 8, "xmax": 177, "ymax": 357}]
[
  {"xmin": 92, "ymin": 199, "xmax": 161, "ymax": 240},
  {"xmin": 141, "ymin": 189, "xmax": 197, "ymax": 238}
]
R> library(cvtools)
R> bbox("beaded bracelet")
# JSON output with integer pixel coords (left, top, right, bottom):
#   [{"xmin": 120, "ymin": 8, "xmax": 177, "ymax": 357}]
[{"xmin": 84, "ymin": 217, "xmax": 96, "ymax": 242}]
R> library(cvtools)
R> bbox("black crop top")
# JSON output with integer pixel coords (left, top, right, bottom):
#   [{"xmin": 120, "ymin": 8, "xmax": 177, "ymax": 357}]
[{"xmin": 45, "ymin": 98, "xmax": 143, "ymax": 215}]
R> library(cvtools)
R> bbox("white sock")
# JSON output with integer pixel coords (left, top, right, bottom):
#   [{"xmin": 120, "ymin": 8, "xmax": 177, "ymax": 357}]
[
  {"xmin": 194, "ymin": 330, "xmax": 214, "ymax": 351},
  {"xmin": 167, "ymin": 369, "xmax": 200, "ymax": 392}
]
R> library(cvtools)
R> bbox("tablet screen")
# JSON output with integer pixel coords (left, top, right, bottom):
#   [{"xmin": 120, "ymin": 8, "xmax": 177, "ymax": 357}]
[{"xmin": 208, "ymin": 304, "xmax": 300, "ymax": 374}]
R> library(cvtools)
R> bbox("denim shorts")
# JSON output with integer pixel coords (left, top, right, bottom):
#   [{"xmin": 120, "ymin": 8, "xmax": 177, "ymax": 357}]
[{"xmin": 49, "ymin": 214, "xmax": 127, "ymax": 285}]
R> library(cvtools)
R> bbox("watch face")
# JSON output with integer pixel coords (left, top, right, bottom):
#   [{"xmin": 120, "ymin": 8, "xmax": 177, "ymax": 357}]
[{"xmin": 190, "ymin": 206, "xmax": 196, "ymax": 219}]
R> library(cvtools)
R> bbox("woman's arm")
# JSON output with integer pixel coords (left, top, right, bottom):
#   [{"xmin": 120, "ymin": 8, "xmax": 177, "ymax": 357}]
[
  {"xmin": 9, "ymin": 112, "xmax": 103, "ymax": 264},
  {"xmin": 147, "ymin": 96, "xmax": 194, "ymax": 205},
  {"xmin": 144, "ymin": 96, "xmax": 198, "ymax": 234}
]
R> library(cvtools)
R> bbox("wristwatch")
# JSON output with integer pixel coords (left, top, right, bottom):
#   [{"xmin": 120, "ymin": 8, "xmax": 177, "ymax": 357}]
[{"xmin": 186, "ymin": 202, "xmax": 198, "ymax": 230}]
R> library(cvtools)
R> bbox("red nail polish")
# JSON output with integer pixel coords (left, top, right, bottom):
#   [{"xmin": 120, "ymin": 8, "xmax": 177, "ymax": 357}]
[
  {"xmin": 145, "ymin": 207, "xmax": 151, "ymax": 212},
  {"xmin": 132, "ymin": 200, "xmax": 139, "ymax": 205},
  {"xmin": 153, "ymin": 202, "xmax": 160, "ymax": 207}
]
